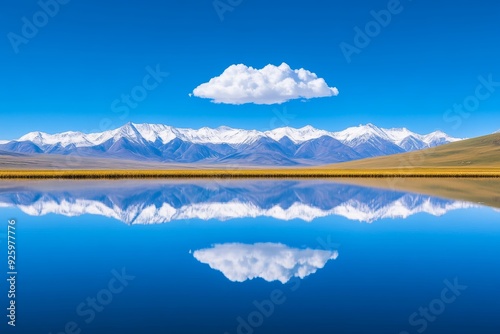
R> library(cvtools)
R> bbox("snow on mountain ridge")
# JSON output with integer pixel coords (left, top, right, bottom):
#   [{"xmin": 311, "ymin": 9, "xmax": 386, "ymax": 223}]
[
  {"xmin": 383, "ymin": 127, "xmax": 420, "ymax": 145},
  {"xmin": 6, "ymin": 196, "xmax": 475, "ymax": 224},
  {"xmin": 9, "ymin": 122, "xmax": 463, "ymax": 149},
  {"xmin": 422, "ymin": 130, "xmax": 462, "ymax": 146},
  {"xmin": 332, "ymin": 123, "xmax": 390, "ymax": 143},
  {"xmin": 174, "ymin": 126, "xmax": 264, "ymax": 145},
  {"xmin": 265, "ymin": 126, "xmax": 330, "ymax": 143},
  {"xmin": 19, "ymin": 130, "xmax": 97, "ymax": 147}
]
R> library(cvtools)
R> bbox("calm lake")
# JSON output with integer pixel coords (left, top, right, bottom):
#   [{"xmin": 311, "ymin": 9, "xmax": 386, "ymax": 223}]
[{"xmin": 1, "ymin": 180, "xmax": 499, "ymax": 333}]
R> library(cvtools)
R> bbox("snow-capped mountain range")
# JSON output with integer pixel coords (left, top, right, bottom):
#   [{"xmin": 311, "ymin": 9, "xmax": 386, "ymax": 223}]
[
  {"xmin": 0, "ymin": 181, "xmax": 476, "ymax": 223},
  {"xmin": 0, "ymin": 122, "xmax": 463, "ymax": 165}
]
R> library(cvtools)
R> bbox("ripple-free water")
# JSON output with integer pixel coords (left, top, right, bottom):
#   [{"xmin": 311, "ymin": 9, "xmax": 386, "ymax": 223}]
[{"xmin": 1, "ymin": 180, "xmax": 499, "ymax": 333}]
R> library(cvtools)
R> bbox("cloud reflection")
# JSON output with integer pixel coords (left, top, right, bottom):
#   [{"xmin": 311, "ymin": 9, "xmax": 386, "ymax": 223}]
[{"xmin": 193, "ymin": 242, "xmax": 338, "ymax": 283}]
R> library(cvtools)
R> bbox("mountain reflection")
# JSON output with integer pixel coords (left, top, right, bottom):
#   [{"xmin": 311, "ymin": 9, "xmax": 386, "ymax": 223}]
[
  {"xmin": 193, "ymin": 242, "xmax": 339, "ymax": 283},
  {"xmin": 0, "ymin": 180, "xmax": 475, "ymax": 223}
]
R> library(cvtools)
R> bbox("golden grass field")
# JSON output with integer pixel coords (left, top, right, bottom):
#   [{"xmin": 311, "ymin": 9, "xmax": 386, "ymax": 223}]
[{"xmin": 0, "ymin": 167, "xmax": 499, "ymax": 179}]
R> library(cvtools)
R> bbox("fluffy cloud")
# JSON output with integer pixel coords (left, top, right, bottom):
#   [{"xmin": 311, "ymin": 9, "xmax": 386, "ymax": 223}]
[
  {"xmin": 193, "ymin": 242, "xmax": 338, "ymax": 283},
  {"xmin": 192, "ymin": 63, "xmax": 339, "ymax": 105}
]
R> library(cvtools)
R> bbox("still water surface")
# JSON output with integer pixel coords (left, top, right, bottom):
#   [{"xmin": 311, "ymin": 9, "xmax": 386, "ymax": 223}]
[{"xmin": 1, "ymin": 180, "xmax": 499, "ymax": 333}]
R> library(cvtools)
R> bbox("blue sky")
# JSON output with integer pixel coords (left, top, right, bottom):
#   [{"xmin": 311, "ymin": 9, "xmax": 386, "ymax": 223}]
[{"xmin": 1, "ymin": 0, "xmax": 500, "ymax": 139}]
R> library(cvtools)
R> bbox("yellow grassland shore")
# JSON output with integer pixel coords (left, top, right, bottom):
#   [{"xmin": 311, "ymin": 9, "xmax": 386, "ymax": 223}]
[{"xmin": 0, "ymin": 168, "xmax": 499, "ymax": 179}]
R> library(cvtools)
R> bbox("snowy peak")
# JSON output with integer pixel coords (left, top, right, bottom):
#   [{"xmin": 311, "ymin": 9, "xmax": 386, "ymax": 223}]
[
  {"xmin": 19, "ymin": 130, "xmax": 93, "ymax": 147},
  {"xmin": 133, "ymin": 123, "xmax": 175, "ymax": 143},
  {"xmin": 19, "ymin": 131, "xmax": 50, "ymax": 144},
  {"xmin": 331, "ymin": 123, "xmax": 389, "ymax": 144},
  {"xmin": 384, "ymin": 127, "xmax": 418, "ymax": 144},
  {"xmin": 112, "ymin": 122, "xmax": 144, "ymax": 143},
  {"xmin": 265, "ymin": 125, "xmax": 329, "ymax": 143},
  {"xmin": 174, "ymin": 125, "xmax": 263, "ymax": 145},
  {"xmin": 422, "ymin": 130, "xmax": 462, "ymax": 146}
]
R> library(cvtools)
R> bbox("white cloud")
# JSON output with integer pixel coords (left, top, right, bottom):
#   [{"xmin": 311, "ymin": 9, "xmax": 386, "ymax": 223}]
[
  {"xmin": 192, "ymin": 63, "xmax": 339, "ymax": 105},
  {"xmin": 193, "ymin": 242, "xmax": 338, "ymax": 283}
]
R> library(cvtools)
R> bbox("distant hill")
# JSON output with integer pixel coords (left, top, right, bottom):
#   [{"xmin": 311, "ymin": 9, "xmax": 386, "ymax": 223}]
[
  {"xmin": 328, "ymin": 133, "xmax": 500, "ymax": 169},
  {"xmin": 0, "ymin": 150, "xmax": 26, "ymax": 157},
  {"xmin": 0, "ymin": 153, "xmax": 193, "ymax": 170}
]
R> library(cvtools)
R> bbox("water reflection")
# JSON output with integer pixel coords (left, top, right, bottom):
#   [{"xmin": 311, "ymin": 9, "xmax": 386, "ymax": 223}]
[
  {"xmin": 193, "ymin": 242, "xmax": 338, "ymax": 283},
  {"xmin": 0, "ymin": 180, "xmax": 475, "ymax": 223}
]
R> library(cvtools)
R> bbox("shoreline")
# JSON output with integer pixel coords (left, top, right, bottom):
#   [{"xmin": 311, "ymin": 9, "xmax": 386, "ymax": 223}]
[{"xmin": 1, "ymin": 169, "xmax": 500, "ymax": 179}]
